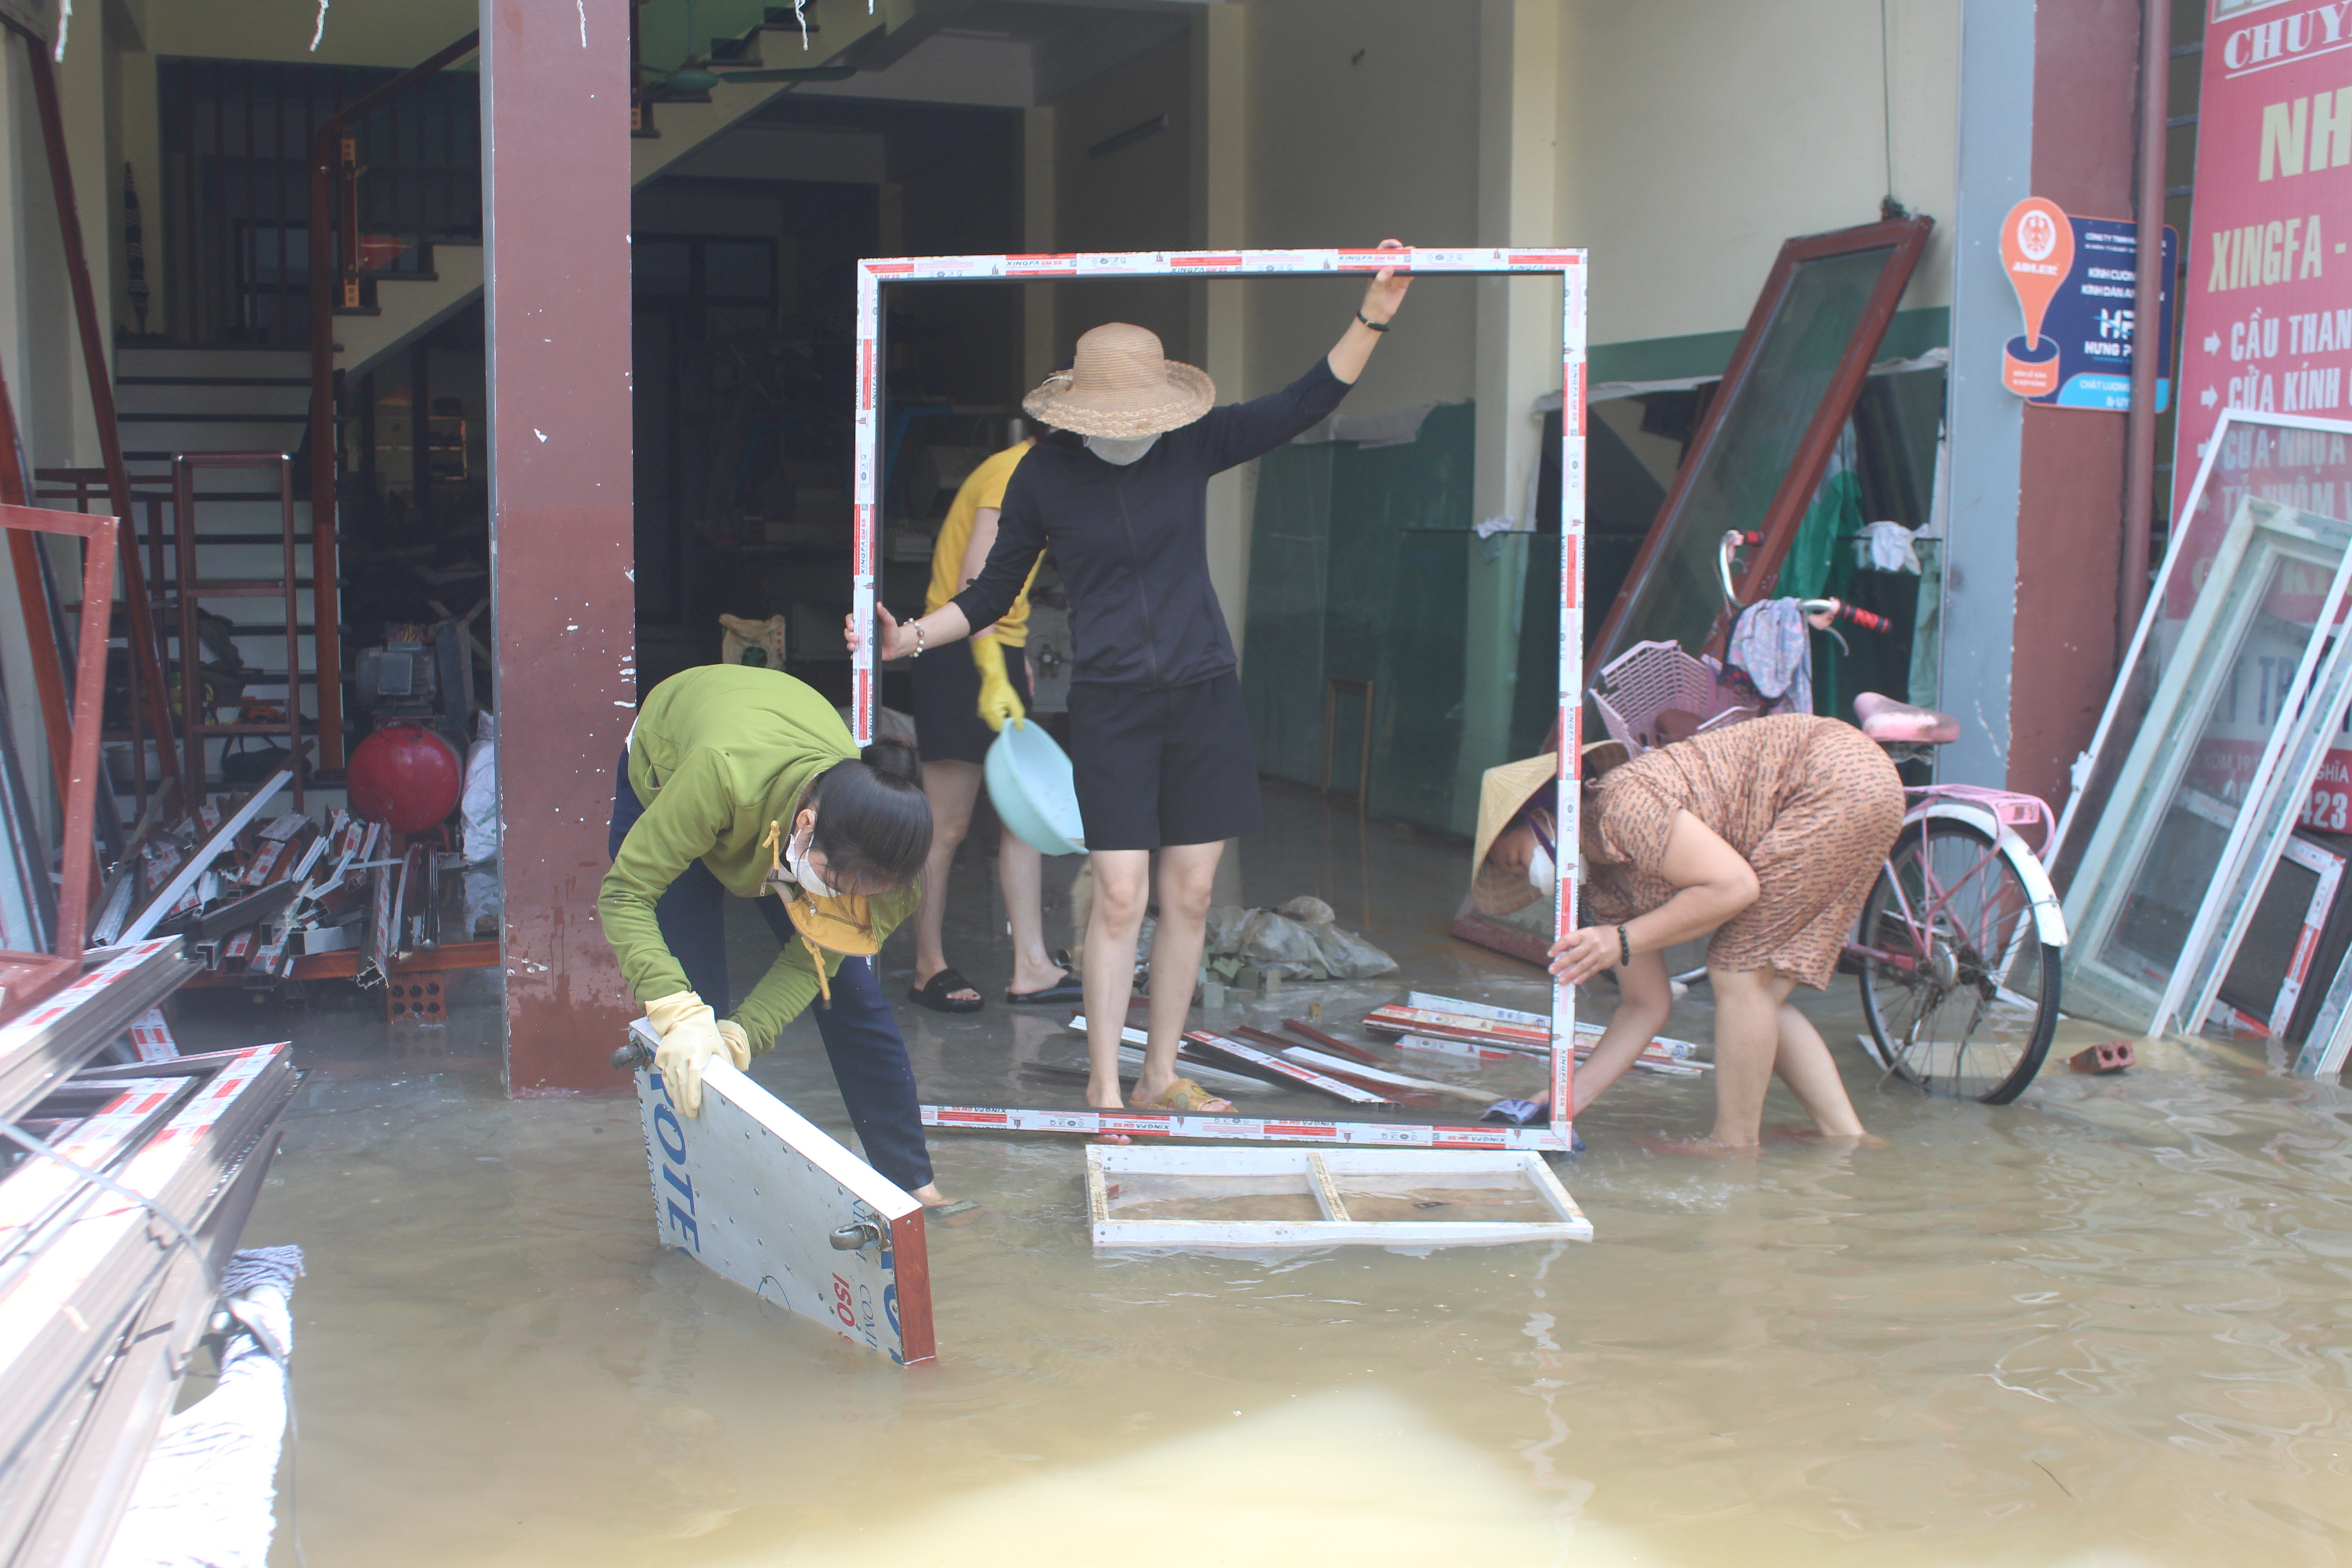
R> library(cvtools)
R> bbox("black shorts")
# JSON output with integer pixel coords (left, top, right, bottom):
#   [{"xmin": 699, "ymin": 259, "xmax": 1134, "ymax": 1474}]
[
  {"xmin": 910, "ymin": 643, "xmax": 1030, "ymax": 765},
  {"xmin": 1068, "ymin": 673, "xmax": 1262, "ymax": 851}
]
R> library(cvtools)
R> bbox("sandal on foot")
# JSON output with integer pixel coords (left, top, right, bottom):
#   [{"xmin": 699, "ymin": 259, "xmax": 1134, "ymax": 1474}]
[
  {"xmin": 1132, "ymin": 1077, "xmax": 1235, "ymax": 1115},
  {"xmin": 1007, "ymin": 970, "xmax": 1083, "ymax": 1005},
  {"xmin": 909, "ymin": 968, "xmax": 984, "ymax": 1014},
  {"xmin": 925, "ymin": 1198, "xmax": 985, "ymax": 1226}
]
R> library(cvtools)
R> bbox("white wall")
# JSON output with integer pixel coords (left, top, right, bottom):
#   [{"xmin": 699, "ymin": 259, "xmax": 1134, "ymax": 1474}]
[
  {"xmin": 1557, "ymin": 0, "xmax": 1960, "ymax": 348},
  {"xmin": 1237, "ymin": 0, "xmax": 1480, "ymax": 408},
  {"xmin": 1227, "ymin": 0, "xmax": 1960, "ymax": 380}
]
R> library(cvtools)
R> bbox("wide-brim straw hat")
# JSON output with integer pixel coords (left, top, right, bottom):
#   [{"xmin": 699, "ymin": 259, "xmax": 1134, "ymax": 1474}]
[
  {"xmin": 1468, "ymin": 743, "xmax": 1630, "ymax": 916},
  {"xmin": 1023, "ymin": 322, "xmax": 1216, "ymax": 438}
]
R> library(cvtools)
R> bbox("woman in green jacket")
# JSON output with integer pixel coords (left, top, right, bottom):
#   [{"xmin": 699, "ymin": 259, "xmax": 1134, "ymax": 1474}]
[{"xmin": 601, "ymin": 664, "xmax": 954, "ymax": 1207}]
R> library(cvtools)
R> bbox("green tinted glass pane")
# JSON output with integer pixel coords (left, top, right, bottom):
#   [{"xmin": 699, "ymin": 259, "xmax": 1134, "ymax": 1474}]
[
  {"xmin": 1241, "ymin": 441, "xmax": 1335, "ymax": 786},
  {"xmin": 1601, "ymin": 246, "xmax": 1895, "ymax": 668}
]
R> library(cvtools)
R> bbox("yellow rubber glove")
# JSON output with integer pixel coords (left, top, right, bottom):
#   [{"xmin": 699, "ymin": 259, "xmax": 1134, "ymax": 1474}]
[
  {"xmin": 645, "ymin": 990, "xmax": 726, "ymax": 1117},
  {"xmin": 971, "ymin": 636, "xmax": 1025, "ymax": 732},
  {"xmin": 715, "ymin": 1019, "xmax": 751, "ymax": 1068}
]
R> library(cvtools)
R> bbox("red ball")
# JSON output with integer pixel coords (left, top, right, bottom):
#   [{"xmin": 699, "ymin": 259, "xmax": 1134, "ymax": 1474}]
[{"xmin": 348, "ymin": 722, "xmax": 463, "ymax": 832}]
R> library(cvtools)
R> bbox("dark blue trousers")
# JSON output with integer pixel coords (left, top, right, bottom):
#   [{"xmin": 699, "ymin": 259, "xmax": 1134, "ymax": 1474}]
[{"xmin": 609, "ymin": 753, "xmax": 934, "ymax": 1192}]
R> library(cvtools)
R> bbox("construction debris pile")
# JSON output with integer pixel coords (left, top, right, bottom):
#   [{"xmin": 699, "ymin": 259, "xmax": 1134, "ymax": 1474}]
[
  {"xmin": 1128, "ymin": 897, "xmax": 1398, "ymax": 997},
  {"xmin": 85, "ymin": 772, "xmax": 462, "ymax": 1002}
]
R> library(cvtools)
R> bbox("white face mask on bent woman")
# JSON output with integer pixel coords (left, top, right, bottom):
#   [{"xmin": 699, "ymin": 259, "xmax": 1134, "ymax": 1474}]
[
  {"xmin": 1084, "ymin": 431, "xmax": 1161, "ymax": 466},
  {"xmin": 784, "ymin": 821, "xmax": 845, "ymax": 899}
]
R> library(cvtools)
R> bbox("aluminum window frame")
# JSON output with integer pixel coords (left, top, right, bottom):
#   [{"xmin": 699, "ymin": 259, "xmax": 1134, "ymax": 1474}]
[
  {"xmin": 851, "ymin": 247, "xmax": 1586, "ymax": 1153},
  {"xmin": 2060, "ymin": 490, "xmax": 2352, "ymax": 1037}
]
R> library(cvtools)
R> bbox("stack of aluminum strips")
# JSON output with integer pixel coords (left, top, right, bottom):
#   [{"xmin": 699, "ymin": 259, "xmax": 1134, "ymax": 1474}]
[
  {"xmin": 0, "ymin": 1039, "xmax": 298, "ymax": 1567},
  {"xmin": 0, "ymin": 940, "xmax": 197, "ymax": 1126}
]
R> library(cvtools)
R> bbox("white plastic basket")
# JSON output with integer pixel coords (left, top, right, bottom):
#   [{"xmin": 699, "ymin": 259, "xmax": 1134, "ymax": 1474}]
[{"xmin": 1589, "ymin": 640, "xmax": 1757, "ymax": 755}]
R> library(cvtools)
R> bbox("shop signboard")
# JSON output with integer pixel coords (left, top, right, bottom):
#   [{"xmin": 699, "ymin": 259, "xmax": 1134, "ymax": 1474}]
[
  {"xmin": 2172, "ymin": 0, "xmax": 2352, "ymax": 575},
  {"xmin": 1999, "ymin": 198, "xmax": 2176, "ymax": 409}
]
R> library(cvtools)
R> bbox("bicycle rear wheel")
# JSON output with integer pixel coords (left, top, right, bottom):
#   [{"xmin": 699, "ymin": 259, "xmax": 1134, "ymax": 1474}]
[{"xmin": 1857, "ymin": 818, "xmax": 2061, "ymax": 1104}]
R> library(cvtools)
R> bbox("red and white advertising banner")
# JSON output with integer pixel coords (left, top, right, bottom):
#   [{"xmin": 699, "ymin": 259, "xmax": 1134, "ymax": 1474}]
[{"xmin": 2173, "ymin": 0, "xmax": 2352, "ymax": 556}]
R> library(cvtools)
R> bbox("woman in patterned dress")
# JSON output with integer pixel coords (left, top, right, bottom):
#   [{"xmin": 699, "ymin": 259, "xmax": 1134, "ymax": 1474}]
[{"xmin": 1548, "ymin": 714, "xmax": 1905, "ymax": 1150}]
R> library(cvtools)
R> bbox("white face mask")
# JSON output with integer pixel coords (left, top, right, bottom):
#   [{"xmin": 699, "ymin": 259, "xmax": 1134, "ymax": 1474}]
[
  {"xmin": 1527, "ymin": 842, "xmax": 1556, "ymax": 898},
  {"xmin": 1085, "ymin": 432, "xmax": 1160, "ymax": 466},
  {"xmin": 787, "ymin": 823, "xmax": 845, "ymax": 900}
]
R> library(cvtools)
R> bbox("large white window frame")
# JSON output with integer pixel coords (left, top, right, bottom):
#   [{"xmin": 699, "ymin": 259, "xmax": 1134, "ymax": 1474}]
[{"xmin": 850, "ymin": 247, "xmax": 1587, "ymax": 1152}]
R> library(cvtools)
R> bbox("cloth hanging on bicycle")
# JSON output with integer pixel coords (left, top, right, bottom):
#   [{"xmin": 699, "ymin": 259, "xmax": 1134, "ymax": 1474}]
[{"xmin": 1725, "ymin": 598, "xmax": 1813, "ymax": 718}]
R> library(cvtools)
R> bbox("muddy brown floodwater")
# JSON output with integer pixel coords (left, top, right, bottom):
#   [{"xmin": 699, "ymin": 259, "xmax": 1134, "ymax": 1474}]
[{"xmin": 182, "ymin": 792, "xmax": 2352, "ymax": 1566}]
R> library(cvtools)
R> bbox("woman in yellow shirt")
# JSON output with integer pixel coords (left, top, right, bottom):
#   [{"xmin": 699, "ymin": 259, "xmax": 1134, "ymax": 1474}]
[{"xmin": 904, "ymin": 435, "xmax": 1081, "ymax": 1013}]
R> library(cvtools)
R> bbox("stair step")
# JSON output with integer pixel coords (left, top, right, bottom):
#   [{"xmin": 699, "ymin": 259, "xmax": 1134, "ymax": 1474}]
[
  {"xmin": 117, "ymin": 375, "xmax": 313, "ymax": 389},
  {"xmin": 123, "ymin": 451, "xmax": 309, "ymax": 465},
  {"xmin": 115, "ymin": 347, "xmax": 309, "ymax": 380},
  {"xmin": 118, "ymin": 412, "xmax": 309, "ymax": 423}
]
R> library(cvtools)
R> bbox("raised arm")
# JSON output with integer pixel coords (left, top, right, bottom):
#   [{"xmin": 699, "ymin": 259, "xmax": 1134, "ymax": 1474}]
[
  {"xmin": 1327, "ymin": 238, "xmax": 1412, "ymax": 385},
  {"xmin": 1193, "ymin": 239, "xmax": 1414, "ymax": 473}
]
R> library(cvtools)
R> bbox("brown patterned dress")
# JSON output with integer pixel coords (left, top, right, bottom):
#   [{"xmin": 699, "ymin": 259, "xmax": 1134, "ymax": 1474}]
[{"xmin": 1583, "ymin": 715, "xmax": 1903, "ymax": 989}]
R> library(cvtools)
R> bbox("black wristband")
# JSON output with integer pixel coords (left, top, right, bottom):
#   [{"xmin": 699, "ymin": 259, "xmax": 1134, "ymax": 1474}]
[
  {"xmin": 1617, "ymin": 925, "xmax": 1632, "ymax": 966},
  {"xmin": 1357, "ymin": 311, "xmax": 1390, "ymax": 333}
]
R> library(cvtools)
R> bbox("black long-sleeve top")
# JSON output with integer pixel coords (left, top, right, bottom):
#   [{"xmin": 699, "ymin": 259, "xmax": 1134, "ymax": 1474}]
[{"xmin": 951, "ymin": 357, "xmax": 1353, "ymax": 690}]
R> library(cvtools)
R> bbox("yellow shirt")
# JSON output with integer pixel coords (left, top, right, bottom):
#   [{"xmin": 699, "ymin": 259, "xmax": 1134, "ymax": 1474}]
[{"xmin": 924, "ymin": 441, "xmax": 1041, "ymax": 647}]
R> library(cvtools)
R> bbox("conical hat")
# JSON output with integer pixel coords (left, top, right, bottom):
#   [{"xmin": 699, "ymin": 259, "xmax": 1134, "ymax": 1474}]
[{"xmin": 1468, "ymin": 743, "xmax": 1630, "ymax": 917}]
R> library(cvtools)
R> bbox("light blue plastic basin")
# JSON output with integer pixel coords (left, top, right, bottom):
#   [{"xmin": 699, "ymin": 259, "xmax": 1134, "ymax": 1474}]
[{"xmin": 984, "ymin": 721, "xmax": 1087, "ymax": 856}]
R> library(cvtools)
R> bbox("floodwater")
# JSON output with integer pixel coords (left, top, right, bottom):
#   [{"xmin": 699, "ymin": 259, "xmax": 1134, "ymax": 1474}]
[{"xmin": 180, "ymin": 786, "xmax": 2352, "ymax": 1566}]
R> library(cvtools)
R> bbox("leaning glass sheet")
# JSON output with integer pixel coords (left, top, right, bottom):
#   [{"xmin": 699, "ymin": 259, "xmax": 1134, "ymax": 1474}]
[
  {"xmin": 2055, "ymin": 412, "xmax": 2352, "ymax": 881},
  {"xmin": 2058, "ymin": 481, "xmax": 2352, "ymax": 1036}
]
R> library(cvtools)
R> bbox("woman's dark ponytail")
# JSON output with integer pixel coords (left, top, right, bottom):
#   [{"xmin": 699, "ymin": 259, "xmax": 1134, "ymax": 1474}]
[{"xmin": 806, "ymin": 740, "xmax": 931, "ymax": 890}]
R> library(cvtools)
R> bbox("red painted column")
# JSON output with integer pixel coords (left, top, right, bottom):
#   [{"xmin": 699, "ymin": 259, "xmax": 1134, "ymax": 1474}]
[
  {"xmin": 2005, "ymin": 0, "xmax": 2143, "ymax": 808},
  {"xmin": 482, "ymin": 0, "xmax": 636, "ymax": 1094}
]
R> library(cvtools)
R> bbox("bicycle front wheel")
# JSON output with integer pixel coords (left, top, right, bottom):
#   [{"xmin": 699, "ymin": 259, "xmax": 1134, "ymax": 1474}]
[{"xmin": 1857, "ymin": 818, "xmax": 2061, "ymax": 1104}]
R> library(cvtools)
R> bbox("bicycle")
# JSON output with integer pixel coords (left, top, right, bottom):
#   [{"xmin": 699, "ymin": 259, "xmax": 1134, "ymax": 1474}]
[{"xmin": 1583, "ymin": 531, "xmax": 2068, "ymax": 1105}]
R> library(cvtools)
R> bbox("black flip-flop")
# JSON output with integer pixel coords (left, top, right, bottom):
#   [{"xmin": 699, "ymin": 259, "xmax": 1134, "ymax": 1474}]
[
  {"xmin": 909, "ymin": 968, "xmax": 984, "ymax": 1013},
  {"xmin": 1007, "ymin": 970, "xmax": 1083, "ymax": 1005}
]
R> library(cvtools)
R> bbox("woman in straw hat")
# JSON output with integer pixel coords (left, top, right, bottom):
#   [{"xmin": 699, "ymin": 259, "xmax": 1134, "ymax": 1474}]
[
  {"xmin": 1488, "ymin": 719, "xmax": 1901, "ymax": 1151},
  {"xmin": 857, "ymin": 241, "xmax": 1412, "ymax": 1130}
]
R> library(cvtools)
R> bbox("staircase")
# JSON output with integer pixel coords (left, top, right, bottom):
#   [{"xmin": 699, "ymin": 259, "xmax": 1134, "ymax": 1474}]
[
  {"xmin": 103, "ymin": 1, "xmax": 938, "ymax": 817},
  {"xmin": 334, "ymin": 2, "xmax": 930, "ymax": 383},
  {"xmin": 110, "ymin": 346, "xmax": 341, "ymax": 814}
]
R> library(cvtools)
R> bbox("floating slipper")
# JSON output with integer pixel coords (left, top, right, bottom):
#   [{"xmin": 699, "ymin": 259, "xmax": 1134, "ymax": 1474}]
[
  {"xmin": 1008, "ymin": 971, "xmax": 1083, "ymax": 1005},
  {"xmin": 908, "ymin": 968, "xmax": 984, "ymax": 1013},
  {"xmin": 1131, "ymin": 1076, "xmax": 1235, "ymax": 1114}
]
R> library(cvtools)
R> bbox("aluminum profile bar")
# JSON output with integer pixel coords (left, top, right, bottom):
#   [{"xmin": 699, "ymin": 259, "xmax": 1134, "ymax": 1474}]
[
  {"xmin": 0, "ymin": 939, "xmax": 196, "ymax": 1127},
  {"xmin": 0, "ymin": 1044, "xmax": 297, "ymax": 1565}
]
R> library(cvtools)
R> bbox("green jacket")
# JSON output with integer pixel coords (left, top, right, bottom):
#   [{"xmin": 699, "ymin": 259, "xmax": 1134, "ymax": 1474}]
[{"xmin": 598, "ymin": 666, "xmax": 919, "ymax": 1053}]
